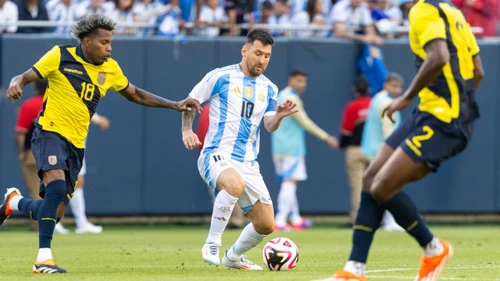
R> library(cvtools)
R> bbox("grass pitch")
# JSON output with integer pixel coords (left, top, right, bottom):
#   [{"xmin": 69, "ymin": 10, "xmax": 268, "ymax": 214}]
[{"xmin": 0, "ymin": 224, "xmax": 498, "ymax": 280}]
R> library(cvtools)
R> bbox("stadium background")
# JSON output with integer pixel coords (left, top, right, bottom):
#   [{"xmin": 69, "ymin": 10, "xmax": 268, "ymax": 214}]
[{"xmin": 1, "ymin": 35, "xmax": 499, "ymax": 220}]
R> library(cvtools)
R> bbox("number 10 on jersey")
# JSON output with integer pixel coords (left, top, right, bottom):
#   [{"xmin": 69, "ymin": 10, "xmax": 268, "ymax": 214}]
[
  {"xmin": 80, "ymin": 82, "xmax": 95, "ymax": 101},
  {"xmin": 241, "ymin": 100, "xmax": 255, "ymax": 118}
]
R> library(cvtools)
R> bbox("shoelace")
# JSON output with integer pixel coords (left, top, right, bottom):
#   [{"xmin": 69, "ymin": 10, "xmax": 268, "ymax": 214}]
[{"xmin": 209, "ymin": 245, "xmax": 218, "ymax": 255}]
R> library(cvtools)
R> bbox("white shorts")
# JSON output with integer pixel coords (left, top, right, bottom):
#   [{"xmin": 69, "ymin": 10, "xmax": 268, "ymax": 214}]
[
  {"xmin": 79, "ymin": 157, "xmax": 86, "ymax": 176},
  {"xmin": 273, "ymin": 155, "xmax": 307, "ymax": 181},
  {"xmin": 197, "ymin": 152, "xmax": 272, "ymax": 214}
]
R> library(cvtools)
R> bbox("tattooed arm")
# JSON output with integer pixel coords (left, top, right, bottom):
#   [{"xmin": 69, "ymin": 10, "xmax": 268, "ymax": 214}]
[
  {"xmin": 119, "ymin": 84, "xmax": 201, "ymax": 112},
  {"xmin": 181, "ymin": 97, "xmax": 202, "ymax": 150}
]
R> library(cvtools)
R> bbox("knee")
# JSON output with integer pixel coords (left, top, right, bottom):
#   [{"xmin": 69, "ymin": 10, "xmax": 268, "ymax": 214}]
[
  {"xmin": 220, "ymin": 179, "xmax": 246, "ymax": 198},
  {"xmin": 254, "ymin": 220, "xmax": 275, "ymax": 235},
  {"xmin": 370, "ymin": 177, "xmax": 390, "ymax": 203}
]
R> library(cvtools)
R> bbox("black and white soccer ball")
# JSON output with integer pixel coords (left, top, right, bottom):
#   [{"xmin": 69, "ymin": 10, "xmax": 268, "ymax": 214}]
[{"xmin": 262, "ymin": 237, "xmax": 299, "ymax": 271}]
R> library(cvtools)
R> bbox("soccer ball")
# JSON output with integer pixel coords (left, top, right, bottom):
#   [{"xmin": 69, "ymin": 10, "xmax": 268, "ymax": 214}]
[{"xmin": 262, "ymin": 237, "xmax": 299, "ymax": 271}]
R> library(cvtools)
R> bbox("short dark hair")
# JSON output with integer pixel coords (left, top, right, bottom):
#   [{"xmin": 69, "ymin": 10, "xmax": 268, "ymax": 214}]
[
  {"xmin": 355, "ymin": 75, "xmax": 370, "ymax": 96},
  {"xmin": 276, "ymin": 0, "xmax": 288, "ymax": 5},
  {"xmin": 246, "ymin": 29, "xmax": 274, "ymax": 46},
  {"xmin": 34, "ymin": 79, "xmax": 48, "ymax": 95},
  {"xmin": 71, "ymin": 14, "xmax": 116, "ymax": 43},
  {"xmin": 262, "ymin": 0, "xmax": 274, "ymax": 10},
  {"xmin": 289, "ymin": 69, "xmax": 307, "ymax": 78}
]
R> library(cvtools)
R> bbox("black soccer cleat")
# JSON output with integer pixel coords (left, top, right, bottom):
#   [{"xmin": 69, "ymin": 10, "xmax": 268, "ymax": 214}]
[
  {"xmin": 0, "ymin": 187, "xmax": 21, "ymax": 226},
  {"xmin": 33, "ymin": 260, "xmax": 68, "ymax": 274}
]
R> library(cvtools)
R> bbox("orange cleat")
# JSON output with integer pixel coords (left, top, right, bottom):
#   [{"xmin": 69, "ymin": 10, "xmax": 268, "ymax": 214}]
[
  {"xmin": 0, "ymin": 187, "xmax": 21, "ymax": 225},
  {"xmin": 311, "ymin": 270, "xmax": 367, "ymax": 281},
  {"xmin": 414, "ymin": 240, "xmax": 454, "ymax": 281}
]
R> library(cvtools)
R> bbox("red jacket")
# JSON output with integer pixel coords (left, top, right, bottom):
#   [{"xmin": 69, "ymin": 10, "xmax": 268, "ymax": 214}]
[
  {"xmin": 196, "ymin": 104, "xmax": 210, "ymax": 153},
  {"xmin": 452, "ymin": 0, "xmax": 498, "ymax": 37}
]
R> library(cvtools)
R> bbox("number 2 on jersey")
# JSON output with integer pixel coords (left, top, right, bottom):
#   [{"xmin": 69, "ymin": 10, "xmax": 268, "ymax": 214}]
[
  {"xmin": 411, "ymin": 126, "xmax": 434, "ymax": 147},
  {"xmin": 80, "ymin": 82, "xmax": 95, "ymax": 101},
  {"xmin": 241, "ymin": 100, "xmax": 254, "ymax": 118}
]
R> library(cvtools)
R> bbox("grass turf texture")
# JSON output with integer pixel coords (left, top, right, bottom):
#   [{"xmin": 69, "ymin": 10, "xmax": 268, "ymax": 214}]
[{"xmin": 0, "ymin": 224, "xmax": 498, "ymax": 280}]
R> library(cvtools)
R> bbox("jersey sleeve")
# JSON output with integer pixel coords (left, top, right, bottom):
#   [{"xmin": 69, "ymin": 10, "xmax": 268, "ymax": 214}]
[
  {"xmin": 465, "ymin": 23, "xmax": 480, "ymax": 56},
  {"xmin": 189, "ymin": 69, "xmax": 223, "ymax": 104},
  {"xmin": 110, "ymin": 62, "xmax": 129, "ymax": 92},
  {"xmin": 409, "ymin": 3, "xmax": 446, "ymax": 49},
  {"xmin": 32, "ymin": 45, "xmax": 61, "ymax": 78},
  {"xmin": 264, "ymin": 84, "xmax": 278, "ymax": 116}
]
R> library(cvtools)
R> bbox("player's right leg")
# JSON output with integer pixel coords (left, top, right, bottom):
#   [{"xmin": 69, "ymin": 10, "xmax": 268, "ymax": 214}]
[{"xmin": 198, "ymin": 153, "xmax": 245, "ymax": 266}]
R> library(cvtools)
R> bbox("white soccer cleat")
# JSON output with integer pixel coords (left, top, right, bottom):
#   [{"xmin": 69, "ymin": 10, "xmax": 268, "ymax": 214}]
[
  {"xmin": 75, "ymin": 222, "xmax": 103, "ymax": 234},
  {"xmin": 54, "ymin": 223, "xmax": 69, "ymax": 235},
  {"xmin": 202, "ymin": 243, "xmax": 221, "ymax": 266},
  {"xmin": 222, "ymin": 250, "xmax": 263, "ymax": 270}
]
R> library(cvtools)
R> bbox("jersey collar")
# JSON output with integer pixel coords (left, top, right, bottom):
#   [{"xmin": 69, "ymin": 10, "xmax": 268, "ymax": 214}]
[{"xmin": 76, "ymin": 44, "xmax": 90, "ymax": 64}]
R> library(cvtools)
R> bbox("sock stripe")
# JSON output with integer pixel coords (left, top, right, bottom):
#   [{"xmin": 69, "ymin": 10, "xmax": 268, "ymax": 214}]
[
  {"xmin": 353, "ymin": 225, "xmax": 373, "ymax": 232},
  {"xmin": 406, "ymin": 220, "xmax": 418, "ymax": 232},
  {"xmin": 41, "ymin": 218, "xmax": 56, "ymax": 223}
]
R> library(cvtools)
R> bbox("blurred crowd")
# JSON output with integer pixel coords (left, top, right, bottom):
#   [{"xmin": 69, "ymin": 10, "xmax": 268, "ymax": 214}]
[{"xmin": 0, "ymin": 0, "xmax": 498, "ymax": 38}]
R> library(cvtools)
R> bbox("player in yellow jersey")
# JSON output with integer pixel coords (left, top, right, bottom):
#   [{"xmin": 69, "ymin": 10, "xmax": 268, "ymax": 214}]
[
  {"xmin": 315, "ymin": 1, "xmax": 484, "ymax": 281},
  {"xmin": 0, "ymin": 14, "xmax": 200, "ymax": 274}
]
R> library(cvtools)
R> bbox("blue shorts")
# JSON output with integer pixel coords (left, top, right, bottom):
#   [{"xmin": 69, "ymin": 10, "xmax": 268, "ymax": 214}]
[
  {"xmin": 31, "ymin": 127, "xmax": 84, "ymax": 205},
  {"xmin": 385, "ymin": 109, "xmax": 474, "ymax": 171}
]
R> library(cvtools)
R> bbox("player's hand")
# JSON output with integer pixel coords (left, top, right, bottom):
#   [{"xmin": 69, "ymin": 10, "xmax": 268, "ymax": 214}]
[
  {"xmin": 98, "ymin": 116, "xmax": 111, "ymax": 130},
  {"xmin": 382, "ymin": 95, "xmax": 412, "ymax": 123},
  {"xmin": 176, "ymin": 98, "xmax": 202, "ymax": 113},
  {"xmin": 7, "ymin": 83, "xmax": 23, "ymax": 102},
  {"xmin": 325, "ymin": 135, "xmax": 339, "ymax": 149},
  {"xmin": 276, "ymin": 99, "xmax": 298, "ymax": 118},
  {"xmin": 18, "ymin": 152, "xmax": 26, "ymax": 162},
  {"xmin": 182, "ymin": 129, "xmax": 202, "ymax": 150}
]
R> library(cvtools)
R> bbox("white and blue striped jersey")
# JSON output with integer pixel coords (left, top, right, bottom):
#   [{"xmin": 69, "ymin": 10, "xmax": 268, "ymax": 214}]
[{"xmin": 190, "ymin": 64, "xmax": 279, "ymax": 162}]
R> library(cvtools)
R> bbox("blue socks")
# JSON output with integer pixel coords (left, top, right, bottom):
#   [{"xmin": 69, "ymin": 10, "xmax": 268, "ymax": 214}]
[
  {"xmin": 380, "ymin": 191, "xmax": 434, "ymax": 247},
  {"xmin": 37, "ymin": 180, "xmax": 66, "ymax": 249},
  {"xmin": 18, "ymin": 198, "xmax": 43, "ymax": 220},
  {"xmin": 348, "ymin": 192, "xmax": 385, "ymax": 263}
]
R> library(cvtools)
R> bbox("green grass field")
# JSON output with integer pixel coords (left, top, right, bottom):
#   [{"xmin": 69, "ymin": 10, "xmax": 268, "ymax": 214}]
[{"xmin": 0, "ymin": 224, "xmax": 498, "ymax": 280}]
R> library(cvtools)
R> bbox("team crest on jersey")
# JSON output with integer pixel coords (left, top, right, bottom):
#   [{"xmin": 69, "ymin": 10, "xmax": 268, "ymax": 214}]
[
  {"xmin": 97, "ymin": 72, "xmax": 106, "ymax": 85},
  {"xmin": 244, "ymin": 86, "xmax": 253, "ymax": 99},
  {"xmin": 48, "ymin": 156, "xmax": 57, "ymax": 165},
  {"xmin": 258, "ymin": 91, "xmax": 265, "ymax": 103}
]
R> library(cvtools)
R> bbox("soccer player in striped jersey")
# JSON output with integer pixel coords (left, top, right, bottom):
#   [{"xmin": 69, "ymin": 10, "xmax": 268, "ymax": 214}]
[{"xmin": 181, "ymin": 29, "xmax": 298, "ymax": 270}]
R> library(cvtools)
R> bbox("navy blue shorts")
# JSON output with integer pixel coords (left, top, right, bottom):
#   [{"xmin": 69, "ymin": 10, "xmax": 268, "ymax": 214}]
[
  {"xmin": 385, "ymin": 109, "xmax": 474, "ymax": 171},
  {"xmin": 31, "ymin": 127, "xmax": 84, "ymax": 205}
]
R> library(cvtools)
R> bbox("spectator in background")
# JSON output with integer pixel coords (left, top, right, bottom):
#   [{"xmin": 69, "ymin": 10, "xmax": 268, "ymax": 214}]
[
  {"xmin": 0, "ymin": 0, "xmax": 18, "ymax": 34},
  {"xmin": 291, "ymin": 0, "xmax": 326, "ymax": 38},
  {"xmin": 224, "ymin": 0, "xmax": 254, "ymax": 36},
  {"xmin": 360, "ymin": 72, "xmax": 404, "ymax": 232},
  {"xmin": 74, "ymin": 0, "xmax": 109, "ymax": 20},
  {"xmin": 132, "ymin": 0, "xmax": 166, "ymax": 36},
  {"xmin": 108, "ymin": 0, "xmax": 136, "ymax": 34},
  {"xmin": 254, "ymin": 0, "xmax": 274, "ymax": 24},
  {"xmin": 15, "ymin": 79, "xmax": 47, "ymax": 232},
  {"xmin": 338, "ymin": 76, "xmax": 371, "ymax": 226},
  {"xmin": 14, "ymin": 0, "xmax": 49, "ymax": 33},
  {"xmin": 452, "ymin": 0, "xmax": 498, "ymax": 38},
  {"xmin": 156, "ymin": 3, "xmax": 182, "ymax": 36},
  {"xmin": 329, "ymin": 0, "xmax": 382, "ymax": 45},
  {"xmin": 268, "ymin": 0, "xmax": 291, "ymax": 36},
  {"xmin": 196, "ymin": 103, "xmax": 244, "ymax": 229},
  {"xmin": 46, "ymin": 0, "xmax": 77, "ymax": 35},
  {"xmin": 199, "ymin": 0, "xmax": 227, "ymax": 37}
]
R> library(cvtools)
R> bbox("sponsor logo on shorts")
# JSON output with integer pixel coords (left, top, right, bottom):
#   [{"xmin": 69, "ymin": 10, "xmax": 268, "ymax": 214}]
[{"xmin": 48, "ymin": 155, "xmax": 57, "ymax": 165}]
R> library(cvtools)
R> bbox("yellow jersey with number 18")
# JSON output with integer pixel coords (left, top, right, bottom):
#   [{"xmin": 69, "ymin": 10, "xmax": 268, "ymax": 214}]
[
  {"xmin": 409, "ymin": 0, "xmax": 480, "ymax": 124},
  {"xmin": 32, "ymin": 44, "xmax": 129, "ymax": 149}
]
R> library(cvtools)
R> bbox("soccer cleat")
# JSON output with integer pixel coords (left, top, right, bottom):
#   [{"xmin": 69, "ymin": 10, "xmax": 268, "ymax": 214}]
[
  {"xmin": 222, "ymin": 250, "xmax": 263, "ymax": 270},
  {"xmin": 414, "ymin": 240, "xmax": 454, "ymax": 281},
  {"xmin": 0, "ymin": 187, "xmax": 21, "ymax": 226},
  {"xmin": 202, "ymin": 242, "xmax": 221, "ymax": 266},
  {"xmin": 291, "ymin": 218, "xmax": 313, "ymax": 231},
  {"xmin": 311, "ymin": 270, "xmax": 367, "ymax": 281},
  {"xmin": 33, "ymin": 259, "xmax": 67, "ymax": 274},
  {"xmin": 54, "ymin": 223, "xmax": 70, "ymax": 235},
  {"xmin": 275, "ymin": 223, "xmax": 292, "ymax": 232},
  {"xmin": 75, "ymin": 222, "xmax": 103, "ymax": 234}
]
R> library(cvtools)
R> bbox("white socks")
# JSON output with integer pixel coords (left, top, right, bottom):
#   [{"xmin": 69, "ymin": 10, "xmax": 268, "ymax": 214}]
[
  {"xmin": 9, "ymin": 195, "xmax": 22, "ymax": 212},
  {"xmin": 206, "ymin": 190, "xmax": 239, "ymax": 245},
  {"xmin": 69, "ymin": 188, "xmax": 87, "ymax": 229},
  {"xmin": 344, "ymin": 261, "xmax": 366, "ymax": 276},
  {"xmin": 37, "ymin": 248, "xmax": 53, "ymax": 262},
  {"xmin": 275, "ymin": 181, "xmax": 296, "ymax": 225},
  {"xmin": 424, "ymin": 237, "xmax": 444, "ymax": 257},
  {"xmin": 226, "ymin": 223, "xmax": 267, "ymax": 261},
  {"xmin": 290, "ymin": 187, "xmax": 302, "ymax": 225}
]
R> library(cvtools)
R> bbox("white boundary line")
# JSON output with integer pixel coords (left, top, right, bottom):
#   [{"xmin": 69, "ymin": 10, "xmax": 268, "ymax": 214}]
[{"xmin": 369, "ymin": 276, "xmax": 500, "ymax": 281}]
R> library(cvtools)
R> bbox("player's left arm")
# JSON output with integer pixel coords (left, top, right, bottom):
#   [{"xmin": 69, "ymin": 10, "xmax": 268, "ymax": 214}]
[{"xmin": 119, "ymin": 84, "xmax": 200, "ymax": 112}]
